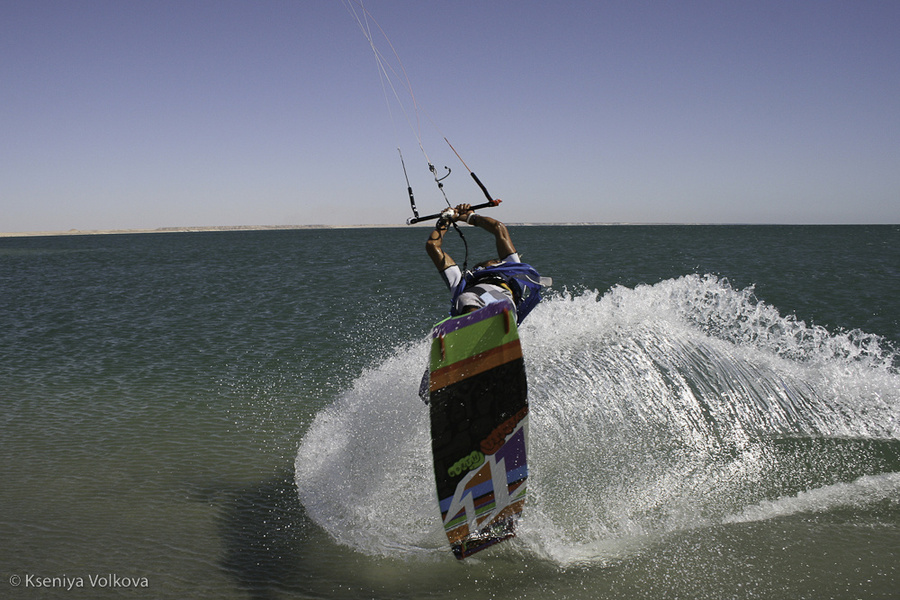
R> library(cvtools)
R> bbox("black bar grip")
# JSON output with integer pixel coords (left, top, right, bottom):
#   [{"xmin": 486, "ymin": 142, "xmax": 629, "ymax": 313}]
[{"xmin": 405, "ymin": 199, "xmax": 501, "ymax": 225}]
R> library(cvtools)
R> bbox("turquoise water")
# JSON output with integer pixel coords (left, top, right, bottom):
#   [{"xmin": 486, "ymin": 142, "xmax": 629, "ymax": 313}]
[{"xmin": 1, "ymin": 225, "xmax": 898, "ymax": 599}]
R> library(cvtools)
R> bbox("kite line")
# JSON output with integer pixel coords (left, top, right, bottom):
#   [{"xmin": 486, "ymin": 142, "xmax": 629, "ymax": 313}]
[{"xmin": 342, "ymin": 0, "xmax": 501, "ymax": 231}]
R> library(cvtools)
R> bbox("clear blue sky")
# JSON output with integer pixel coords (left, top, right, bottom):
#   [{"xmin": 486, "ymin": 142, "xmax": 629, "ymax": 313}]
[{"xmin": 2, "ymin": 0, "xmax": 898, "ymax": 232}]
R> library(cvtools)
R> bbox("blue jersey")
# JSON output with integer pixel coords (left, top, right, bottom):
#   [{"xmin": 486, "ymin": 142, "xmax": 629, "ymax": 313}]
[{"xmin": 448, "ymin": 260, "xmax": 548, "ymax": 324}]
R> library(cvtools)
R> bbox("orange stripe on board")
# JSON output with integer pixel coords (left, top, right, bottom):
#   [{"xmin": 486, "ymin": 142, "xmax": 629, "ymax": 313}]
[
  {"xmin": 466, "ymin": 462, "xmax": 493, "ymax": 489},
  {"xmin": 447, "ymin": 523, "xmax": 471, "ymax": 544},
  {"xmin": 447, "ymin": 499, "xmax": 526, "ymax": 544},
  {"xmin": 430, "ymin": 339, "xmax": 522, "ymax": 392}
]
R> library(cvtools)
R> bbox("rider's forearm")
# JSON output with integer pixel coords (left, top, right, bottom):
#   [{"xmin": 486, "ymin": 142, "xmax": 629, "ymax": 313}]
[
  {"xmin": 467, "ymin": 212, "xmax": 500, "ymax": 230},
  {"xmin": 468, "ymin": 212, "xmax": 516, "ymax": 258},
  {"xmin": 426, "ymin": 222, "xmax": 455, "ymax": 271}
]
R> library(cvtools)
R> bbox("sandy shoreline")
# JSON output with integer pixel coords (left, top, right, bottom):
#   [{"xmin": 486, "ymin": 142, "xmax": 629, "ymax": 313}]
[
  {"xmin": 0, "ymin": 224, "xmax": 410, "ymax": 238},
  {"xmin": 0, "ymin": 222, "xmax": 621, "ymax": 238}
]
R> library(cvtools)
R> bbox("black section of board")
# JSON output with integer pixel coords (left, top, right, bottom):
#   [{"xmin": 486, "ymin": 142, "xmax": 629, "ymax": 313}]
[{"xmin": 429, "ymin": 358, "xmax": 527, "ymax": 501}]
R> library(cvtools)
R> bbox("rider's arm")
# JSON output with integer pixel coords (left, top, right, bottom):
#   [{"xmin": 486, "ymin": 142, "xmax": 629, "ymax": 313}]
[
  {"xmin": 456, "ymin": 205, "xmax": 516, "ymax": 260},
  {"xmin": 426, "ymin": 220, "xmax": 456, "ymax": 272}
]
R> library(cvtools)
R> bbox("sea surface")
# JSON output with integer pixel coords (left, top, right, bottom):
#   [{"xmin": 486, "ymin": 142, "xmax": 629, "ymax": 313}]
[{"xmin": 1, "ymin": 225, "xmax": 898, "ymax": 599}]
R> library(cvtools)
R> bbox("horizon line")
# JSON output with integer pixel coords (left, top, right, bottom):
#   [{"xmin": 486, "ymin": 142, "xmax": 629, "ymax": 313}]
[{"xmin": 2, "ymin": 222, "xmax": 893, "ymax": 238}]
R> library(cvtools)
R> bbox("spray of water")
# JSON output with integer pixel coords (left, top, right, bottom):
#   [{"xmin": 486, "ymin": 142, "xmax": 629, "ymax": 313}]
[{"xmin": 295, "ymin": 275, "xmax": 900, "ymax": 564}]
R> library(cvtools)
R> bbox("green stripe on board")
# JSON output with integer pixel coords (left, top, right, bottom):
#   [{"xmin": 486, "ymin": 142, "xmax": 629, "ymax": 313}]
[{"xmin": 429, "ymin": 310, "xmax": 518, "ymax": 372}]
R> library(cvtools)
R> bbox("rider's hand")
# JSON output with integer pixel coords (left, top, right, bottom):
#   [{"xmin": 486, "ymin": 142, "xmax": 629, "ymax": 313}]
[{"xmin": 454, "ymin": 204, "xmax": 473, "ymax": 222}]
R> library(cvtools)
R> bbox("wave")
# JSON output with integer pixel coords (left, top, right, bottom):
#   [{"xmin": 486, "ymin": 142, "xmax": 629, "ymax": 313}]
[
  {"xmin": 294, "ymin": 275, "xmax": 900, "ymax": 564},
  {"xmin": 723, "ymin": 471, "xmax": 900, "ymax": 524}
]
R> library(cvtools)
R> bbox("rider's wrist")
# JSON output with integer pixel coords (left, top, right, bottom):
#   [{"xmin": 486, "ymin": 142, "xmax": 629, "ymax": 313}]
[{"xmin": 466, "ymin": 213, "xmax": 477, "ymax": 225}]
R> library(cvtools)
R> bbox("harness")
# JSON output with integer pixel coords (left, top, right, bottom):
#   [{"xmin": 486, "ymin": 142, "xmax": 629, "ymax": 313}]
[{"xmin": 450, "ymin": 261, "xmax": 548, "ymax": 324}]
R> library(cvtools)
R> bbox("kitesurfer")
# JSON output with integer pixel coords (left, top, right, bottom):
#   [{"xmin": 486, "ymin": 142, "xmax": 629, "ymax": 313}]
[{"xmin": 426, "ymin": 203, "xmax": 547, "ymax": 323}]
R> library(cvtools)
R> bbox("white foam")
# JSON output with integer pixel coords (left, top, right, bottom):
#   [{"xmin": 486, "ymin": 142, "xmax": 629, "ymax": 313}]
[
  {"xmin": 294, "ymin": 342, "xmax": 445, "ymax": 557},
  {"xmin": 724, "ymin": 472, "xmax": 900, "ymax": 524},
  {"xmin": 295, "ymin": 276, "xmax": 900, "ymax": 563}
]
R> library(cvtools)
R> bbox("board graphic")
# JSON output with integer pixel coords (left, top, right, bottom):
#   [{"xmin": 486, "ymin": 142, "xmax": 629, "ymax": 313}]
[{"xmin": 428, "ymin": 300, "xmax": 528, "ymax": 559}]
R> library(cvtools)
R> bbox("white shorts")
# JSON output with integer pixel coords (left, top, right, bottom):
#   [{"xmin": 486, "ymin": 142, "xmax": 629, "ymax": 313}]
[{"xmin": 455, "ymin": 283, "xmax": 515, "ymax": 315}]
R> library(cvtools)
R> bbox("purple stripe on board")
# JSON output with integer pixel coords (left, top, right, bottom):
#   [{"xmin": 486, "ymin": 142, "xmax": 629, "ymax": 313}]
[{"xmin": 433, "ymin": 300, "xmax": 512, "ymax": 337}]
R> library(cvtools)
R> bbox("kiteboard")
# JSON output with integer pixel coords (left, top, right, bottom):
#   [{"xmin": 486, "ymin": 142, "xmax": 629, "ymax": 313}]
[{"xmin": 427, "ymin": 299, "xmax": 529, "ymax": 559}]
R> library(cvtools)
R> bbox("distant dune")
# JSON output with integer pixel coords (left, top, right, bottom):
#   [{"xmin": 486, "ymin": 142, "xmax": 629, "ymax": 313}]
[
  {"xmin": 1, "ymin": 222, "xmax": 624, "ymax": 238},
  {"xmin": 0, "ymin": 224, "xmax": 407, "ymax": 238}
]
